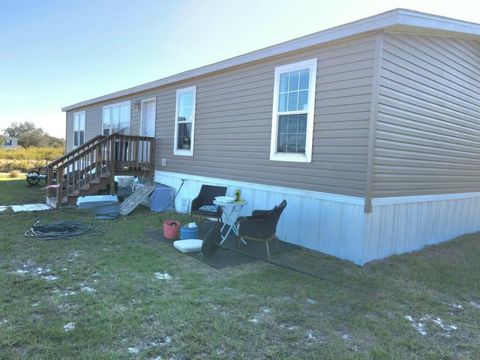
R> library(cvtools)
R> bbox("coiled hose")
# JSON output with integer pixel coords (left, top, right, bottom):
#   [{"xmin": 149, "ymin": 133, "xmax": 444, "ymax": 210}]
[{"xmin": 25, "ymin": 221, "xmax": 101, "ymax": 240}]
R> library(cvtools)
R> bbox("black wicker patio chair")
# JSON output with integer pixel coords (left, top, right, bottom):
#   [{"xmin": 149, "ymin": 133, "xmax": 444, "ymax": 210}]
[
  {"xmin": 190, "ymin": 185, "xmax": 227, "ymax": 223},
  {"xmin": 236, "ymin": 200, "xmax": 287, "ymax": 259}
]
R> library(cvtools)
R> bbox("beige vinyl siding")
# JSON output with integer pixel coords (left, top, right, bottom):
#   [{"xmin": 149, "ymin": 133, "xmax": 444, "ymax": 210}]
[
  {"xmin": 65, "ymin": 107, "xmax": 102, "ymax": 152},
  {"xmin": 153, "ymin": 34, "xmax": 375, "ymax": 196},
  {"xmin": 65, "ymin": 112, "xmax": 74, "ymax": 152},
  {"xmin": 373, "ymin": 33, "xmax": 480, "ymax": 197},
  {"xmin": 64, "ymin": 34, "xmax": 376, "ymax": 196},
  {"xmin": 85, "ymin": 107, "xmax": 102, "ymax": 142},
  {"xmin": 65, "ymin": 100, "xmax": 139, "ymax": 152}
]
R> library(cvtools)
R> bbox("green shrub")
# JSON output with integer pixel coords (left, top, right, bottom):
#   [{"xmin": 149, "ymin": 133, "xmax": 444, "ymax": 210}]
[
  {"xmin": 0, "ymin": 146, "xmax": 63, "ymax": 172},
  {"xmin": 8, "ymin": 170, "xmax": 22, "ymax": 178},
  {"xmin": 0, "ymin": 146, "xmax": 63, "ymax": 161},
  {"xmin": 0, "ymin": 160, "xmax": 48, "ymax": 172}
]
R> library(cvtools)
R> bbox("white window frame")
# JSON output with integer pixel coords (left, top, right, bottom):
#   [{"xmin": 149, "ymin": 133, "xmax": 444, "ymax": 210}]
[
  {"xmin": 173, "ymin": 86, "xmax": 196, "ymax": 156},
  {"xmin": 102, "ymin": 100, "xmax": 131, "ymax": 136},
  {"xmin": 73, "ymin": 111, "xmax": 86, "ymax": 148},
  {"xmin": 270, "ymin": 58, "xmax": 317, "ymax": 163}
]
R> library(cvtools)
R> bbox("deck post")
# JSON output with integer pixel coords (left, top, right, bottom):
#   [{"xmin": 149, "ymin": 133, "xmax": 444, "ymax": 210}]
[
  {"xmin": 95, "ymin": 143, "xmax": 101, "ymax": 179},
  {"xmin": 149, "ymin": 138, "xmax": 155, "ymax": 182},
  {"xmin": 56, "ymin": 165, "xmax": 64, "ymax": 208},
  {"xmin": 135, "ymin": 138, "xmax": 140, "ymax": 170},
  {"xmin": 109, "ymin": 135, "xmax": 116, "ymax": 194},
  {"xmin": 46, "ymin": 166, "xmax": 53, "ymax": 198}
]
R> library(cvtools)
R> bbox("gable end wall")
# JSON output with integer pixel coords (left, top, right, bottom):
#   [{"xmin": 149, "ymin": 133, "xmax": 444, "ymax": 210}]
[{"xmin": 373, "ymin": 32, "xmax": 480, "ymax": 197}]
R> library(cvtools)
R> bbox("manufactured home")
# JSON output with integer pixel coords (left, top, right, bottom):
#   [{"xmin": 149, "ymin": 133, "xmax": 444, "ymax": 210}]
[
  {"xmin": 2, "ymin": 137, "xmax": 18, "ymax": 149},
  {"xmin": 58, "ymin": 9, "xmax": 480, "ymax": 265}
]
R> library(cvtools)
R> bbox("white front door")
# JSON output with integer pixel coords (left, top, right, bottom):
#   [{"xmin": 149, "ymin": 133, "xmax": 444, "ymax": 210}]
[
  {"xmin": 140, "ymin": 98, "xmax": 156, "ymax": 162},
  {"xmin": 141, "ymin": 98, "xmax": 156, "ymax": 137}
]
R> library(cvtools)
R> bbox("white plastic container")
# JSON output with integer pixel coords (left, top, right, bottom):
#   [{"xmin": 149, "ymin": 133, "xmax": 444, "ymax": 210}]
[{"xmin": 76, "ymin": 195, "xmax": 119, "ymax": 208}]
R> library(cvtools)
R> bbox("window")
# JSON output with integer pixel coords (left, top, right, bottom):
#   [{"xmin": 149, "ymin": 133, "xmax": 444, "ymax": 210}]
[
  {"xmin": 102, "ymin": 101, "xmax": 131, "ymax": 136},
  {"xmin": 73, "ymin": 111, "xmax": 85, "ymax": 147},
  {"xmin": 174, "ymin": 86, "xmax": 196, "ymax": 156},
  {"xmin": 270, "ymin": 59, "xmax": 317, "ymax": 162}
]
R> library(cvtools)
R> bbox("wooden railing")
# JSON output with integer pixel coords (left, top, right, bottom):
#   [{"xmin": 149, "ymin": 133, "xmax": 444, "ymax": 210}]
[{"xmin": 46, "ymin": 133, "xmax": 155, "ymax": 207}]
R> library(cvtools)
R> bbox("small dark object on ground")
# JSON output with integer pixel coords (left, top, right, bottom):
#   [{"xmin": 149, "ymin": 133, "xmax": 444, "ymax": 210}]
[
  {"xmin": 202, "ymin": 226, "xmax": 222, "ymax": 257},
  {"xmin": 25, "ymin": 220, "xmax": 101, "ymax": 240},
  {"xmin": 117, "ymin": 184, "xmax": 133, "ymax": 201},
  {"xmin": 26, "ymin": 168, "xmax": 49, "ymax": 186}
]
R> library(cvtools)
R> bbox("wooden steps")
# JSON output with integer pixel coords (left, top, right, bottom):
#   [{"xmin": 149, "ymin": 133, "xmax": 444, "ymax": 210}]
[{"xmin": 44, "ymin": 133, "xmax": 155, "ymax": 208}]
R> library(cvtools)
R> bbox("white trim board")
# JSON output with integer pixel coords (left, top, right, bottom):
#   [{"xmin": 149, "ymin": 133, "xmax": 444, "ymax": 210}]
[
  {"xmin": 62, "ymin": 9, "xmax": 480, "ymax": 112},
  {"xmin": 372, "ymin": 191, "xmax": 480, "ymax": 206},
  {"xmin": 155, "ymin": 170, "xmax": 365, "ymax": 205}
]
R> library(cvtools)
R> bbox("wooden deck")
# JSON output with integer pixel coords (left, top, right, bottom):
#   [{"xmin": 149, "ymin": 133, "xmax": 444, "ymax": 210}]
[{"xmin": 45, "ymin": 133, "xmax": 155, "ymax": 207}]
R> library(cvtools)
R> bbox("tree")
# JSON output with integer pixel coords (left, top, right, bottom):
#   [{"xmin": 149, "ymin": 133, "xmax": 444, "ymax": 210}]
[
  {"xmin": 2, "ymin": 121, "xmax": 64, "ymax": 148},
  {"xmin": 4, "ymin": 121, "xmax": 36, "ymax": 138},
  {"xmin": 43, "ymin": 134, "xmax": 64, "ymax": 148},
  {"xmin": 18, "ymin": 129, "xmax": 45, "ymax": 148}
]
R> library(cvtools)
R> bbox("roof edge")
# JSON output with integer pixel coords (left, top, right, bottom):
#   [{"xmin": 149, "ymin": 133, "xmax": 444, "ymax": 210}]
[
  {"xmin": 62, "ymin": 8, "xmax": 480, "ymax": 112},
  {"xmin": 397, "ymin": 8, "xmax": 480, "ymax": 36}
]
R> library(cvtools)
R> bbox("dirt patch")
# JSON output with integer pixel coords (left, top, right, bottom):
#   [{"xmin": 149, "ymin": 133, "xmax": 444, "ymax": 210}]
[
  {"xmin": 80, "ymin": 284, "xmax": 96, "ymax": 293},
  {"xmin": 64, "ymin": 322, "xmax": 75, "ymax": 332},
  {"xmin": 127, "ymin": 336, "xmax": 172, "ymax": 356},
  {"xmin": 470, "ymin": 301, "xmax": 480, "ymax": 309},
  {"xmin": 154, "ymin": 272, "xmax": 171, "ymax": 280},
  {"xmin": 405, "ymin": 315, "xmax": 457, "ymax": 336},
  {"xmin": 12, "ymin": 262, "xmax": 59, "ymax": 281}
]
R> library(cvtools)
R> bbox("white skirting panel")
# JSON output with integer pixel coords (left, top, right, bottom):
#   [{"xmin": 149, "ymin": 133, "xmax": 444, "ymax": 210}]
[
  {"xmin": 363, "ymin": 194, "xmax": 480, "ymax": 263},
  {"xmin": 155, "ymin": 170, "xmax": 480, "ymax": 265},
  {"xmin": 155, "ymin": 170, "xmax": 367, "ymax": 264}
]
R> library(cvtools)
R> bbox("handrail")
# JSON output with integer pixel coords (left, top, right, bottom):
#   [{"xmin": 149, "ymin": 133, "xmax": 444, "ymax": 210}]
[
  {"xmin": 49, "ymin": 133, "xmax": 156, "ymax": 169},
  {"xmin": 58, "ymin": 134, "xmax": 156, "ymax": 167},
  {"xmin": 52, "ymin": 133, "xmax": 116, "ymax": 168},
  {"xmin": 47, "ymin": 135, "xmax": 105, "ymax": 168}
]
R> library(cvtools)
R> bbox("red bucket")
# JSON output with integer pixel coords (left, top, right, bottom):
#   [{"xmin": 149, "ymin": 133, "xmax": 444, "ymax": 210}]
[{"xmin": 163, "ymin": 220, "xmax": 180, "ymax": 240}]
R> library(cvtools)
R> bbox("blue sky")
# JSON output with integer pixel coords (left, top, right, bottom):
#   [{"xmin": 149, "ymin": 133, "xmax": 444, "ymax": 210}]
[{"xmin": 0, "ymin": 0, "xmax": 479, "ymax": 138}]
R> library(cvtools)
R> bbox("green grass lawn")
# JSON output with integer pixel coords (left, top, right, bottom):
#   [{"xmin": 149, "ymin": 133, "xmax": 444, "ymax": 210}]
[
  {"xmin": 0, "ymin": 176, "xmax": 45, "ymax": 205},
  {"xmin": 1, "ymin": 179, "xmax": 480, "ymax": 359}
]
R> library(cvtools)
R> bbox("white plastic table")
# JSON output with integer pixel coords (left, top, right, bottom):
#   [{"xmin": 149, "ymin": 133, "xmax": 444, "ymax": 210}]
[{"xmin": 213, "ymin": 199, "xmax": 247, "ymax": 244}]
